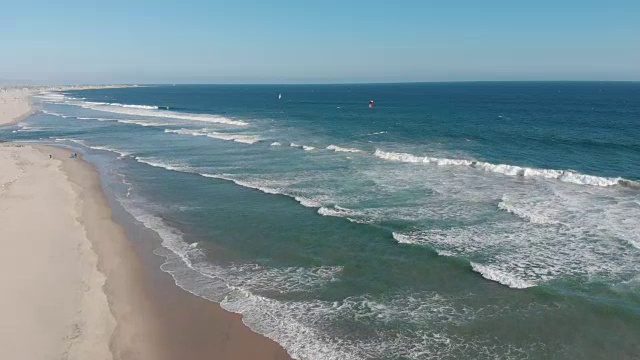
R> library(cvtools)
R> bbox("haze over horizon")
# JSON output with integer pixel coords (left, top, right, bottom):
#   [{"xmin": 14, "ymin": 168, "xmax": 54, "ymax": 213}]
[{"xmin": 2, "ymin": 0, "xmax": 639, "ymax": 84}]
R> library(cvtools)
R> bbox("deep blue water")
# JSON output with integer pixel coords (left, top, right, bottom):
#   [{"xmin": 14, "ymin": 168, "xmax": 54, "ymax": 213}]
[{"xmin": 2, "ymin": 82, "xmax": 640, "ymax": 359}]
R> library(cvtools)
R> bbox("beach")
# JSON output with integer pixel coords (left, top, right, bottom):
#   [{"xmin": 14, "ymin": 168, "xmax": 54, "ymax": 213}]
[
  {"xmin": 0, "ymin": 87, "xmax": 34, "ymax": 126},
  {"xmin": 0, "ymin": 91, "xmax": 292, "ymax": 359},
  {"xmin": 2, "ymin": 83, "xmax": 639, "ymax": 359},
  {"xmin": 0, "ymin": 85, "xmax": 135, "ymax": 127},
  {"xmin": 0, "ymin": 143, "xmax": 115, "ymax": 360}
]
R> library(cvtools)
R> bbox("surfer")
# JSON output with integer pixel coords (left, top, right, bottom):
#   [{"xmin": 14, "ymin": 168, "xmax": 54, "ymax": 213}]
[{"xmin": 369, "ymin": 100, "xmax": 374, "ymax": 108}]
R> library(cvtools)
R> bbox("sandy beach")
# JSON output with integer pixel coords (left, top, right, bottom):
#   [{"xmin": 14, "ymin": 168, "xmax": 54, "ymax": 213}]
[
  {"xmin": 1, "ymin": 92, "xmax": 293, "ymax": 359},
  {"xmin": 0, "ymin": 87, "xmax": 34, "ymax": 126},
  {"xmin": 0, "ymin": 84, "xmax": 136, "ymax": 127},
  {"xmin": 0, "ymin": 144, "xmax": 115, "ymax": 360}
]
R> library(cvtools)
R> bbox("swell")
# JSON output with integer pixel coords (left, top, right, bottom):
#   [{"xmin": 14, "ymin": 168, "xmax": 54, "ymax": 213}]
[
  {"xmin": 127, "ymin": 154, "xmax": 539, "ymax": 291},
  {"xmin": 63, "ymin": 142, "xmax": 640, "ymax": 294},
  {"xmin": 37, "ymin": 104, "xmax": 640, "ymax": 191}
]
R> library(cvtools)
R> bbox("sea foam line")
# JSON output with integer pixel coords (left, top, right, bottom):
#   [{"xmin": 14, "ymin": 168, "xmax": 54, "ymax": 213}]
[
  {"xmin": 77, "ymin": 101, "xmax": 248, "ymax": 126},
  {"xmin": 374, "ymin": 149, "xmax": 639, "ymax": 189},
  {"xmin": 44, "ymin": 110, "xmax": 173, "ymax": 127},
  {"xmin": 164, "ymin": 128, "xmax": 261, "ymax": 144},
  {"xmin": 132, "ymin": 157, "xmax": 337, "ymax": 212},
  {"xmin": 44, "ymin": 93, "xmax": 248, "ymax": 126}
]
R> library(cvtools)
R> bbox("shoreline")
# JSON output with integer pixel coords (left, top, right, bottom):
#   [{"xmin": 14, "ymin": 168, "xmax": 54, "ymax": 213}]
[
  {"xmin": 0, "ymin": 143, "xmax": 292, "ymax": 360},
  {"xmin": 0, "ymin": 84, "xmax": 132, "ymax": 127},
  {"xmin": 0, "ymin": 88, "xmax": 293, "ymax": 358},
  {"xmin": 51, "ymin": 145, "xmax": 292, "ymax": 360}
]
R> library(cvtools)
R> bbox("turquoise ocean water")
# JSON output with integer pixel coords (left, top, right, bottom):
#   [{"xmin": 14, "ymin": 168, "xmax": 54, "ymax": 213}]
[{"xmin": 2, "ymin": 83, "xmax": 639, "ymax": 359}]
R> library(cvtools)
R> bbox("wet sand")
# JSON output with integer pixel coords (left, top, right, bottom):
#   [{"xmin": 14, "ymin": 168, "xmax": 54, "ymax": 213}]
[{"xmin": 48, "ymin": 145, "xmax": 292, "ymax": 360}]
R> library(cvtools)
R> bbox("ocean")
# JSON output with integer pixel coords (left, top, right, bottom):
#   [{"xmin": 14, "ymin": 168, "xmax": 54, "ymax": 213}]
[{"xmin": 3, "ymin": 82, "xmax": 639, "ymax": 359}]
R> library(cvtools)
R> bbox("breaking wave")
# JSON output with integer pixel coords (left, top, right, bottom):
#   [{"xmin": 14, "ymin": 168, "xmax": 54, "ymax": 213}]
[
  {"xmin": 392, "ymin": 224, "xmax": 640, "ymax": 289},
  {"xmin": 374, "ymin": 149, "xmax": 639, "ymax": 189},
  {"xmin": 290, "ymin": 143, "xmax": 315, "ymax": 151},
  {"xmin": 77, "ymin": 101, "xmax": 248, "ymax": 126},
  {"xmin": 164, "ymin": 128, "xmax": 261, "ymax": 144},
  {"xmin": 326, "ymin": 145, "xmax": 364, "ymax": 153},
  {"xmin": 469, "ymin": 262, "xmax": 536, "ymax": 289},
  {"xmin": 41, "ymin": 92, "xmax": 248, "ymax": 126}
]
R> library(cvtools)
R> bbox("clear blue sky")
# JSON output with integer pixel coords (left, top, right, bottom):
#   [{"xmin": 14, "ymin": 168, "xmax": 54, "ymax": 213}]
[{"xmin": 1, "ymin": 0, "xmax": 639, "ymax": 84}]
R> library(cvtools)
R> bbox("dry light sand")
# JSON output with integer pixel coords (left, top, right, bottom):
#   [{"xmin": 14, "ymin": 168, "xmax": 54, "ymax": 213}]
[
  {"xmin": 0, "ymin": 144, "xmax": 116, "ymax": 360},
  {"xmin": 0, "ymin": 87, "xmax": 34, "ymax": 126}
]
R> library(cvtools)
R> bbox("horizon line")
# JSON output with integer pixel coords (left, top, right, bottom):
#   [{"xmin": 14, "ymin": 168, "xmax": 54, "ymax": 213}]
[{"xmin": 5, "ymin": 79, "xmax": 639, "ymax": 87}]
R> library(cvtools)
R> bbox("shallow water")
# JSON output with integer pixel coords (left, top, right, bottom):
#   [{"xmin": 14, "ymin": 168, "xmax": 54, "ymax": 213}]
[{"xmin": 3, "ymin": 83, "xmax": 640, "ymax": 359}]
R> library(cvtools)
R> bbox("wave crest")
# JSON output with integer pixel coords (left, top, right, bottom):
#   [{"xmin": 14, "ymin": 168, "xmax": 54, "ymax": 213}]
[
  {"xmin": 374, "ymin": 149, "xmax": 638, "ymax": 188},
  {"xmin": 164, "ymin": 128, "xmax": 261, "ymax": 144},
  {"xmin": 326, "ymin": 145, "xmax": 364, "ymax": 153}
]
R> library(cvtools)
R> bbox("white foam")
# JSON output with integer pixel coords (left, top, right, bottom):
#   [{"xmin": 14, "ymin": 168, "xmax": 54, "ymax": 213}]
[
  {"xmin": 65, "ymin": 138, "xmax": 88, "ymax": 146},
  {"xmin": 76, "ymin": 116, "xmax": 111, "ymax": 121},
  {"xmin": 53, "ymin": 96, "xmax": 248, "ymax": 126},
  {"xmin": 134, "ymin": 157, "xmax": 192, "ymax": 173},
  {"xmin": 374, "ymin": 149, "xmax": 473, "ymax": 166},
  {"xmin": 374, "ymin": 149, "xmax": 637, "ymax": 188},
  {"xmin": 200, "ymin": 173, "xmax": 333, "ymax": 210},
  {"xmin": 115, "ymin": 119, "xmax": 173, "ymax": 127},
  {"xmin": 113, "ymin": 196, "xmax": 376, "ymax": 360},
  {"xmin": 365, "ymin": 131, "xmax": 388, "ymax": 136},
  {"xmin": 497, "ymin": 195, "xmax": 560, "ymax": 225},
  {"xmin": 15, "ymin": 124, "xmax": 49, "ymax": 132},
  {"xmin": 165, "ymin": 128, "xmax": 261, "ymax": 144},
  {"xmin": 470, "ymin": 262, "xmax": 535, "ymax": 289},
  {"xmin": 326, "ymin": 145, "xmax": 363, "ymax": 153},
  {"xmin": 200, "ymin": 173, "xmax": 285, "ymax": 195},
  {"xmin": 41, "ymin": 110, "xmax": 70, "ymax": 118},
  {"xmin": 393, "ymin": 221, "xmax": 640, "ymax": 288},
  {"xmin": 52, "ymin": 138, "xmax": 131, "ymax": 158},
  {"xmin": 124, "ymin": 204, "xmax": 496, "ymax": 359},
  {"xmin": 164, "ymin": 128, "xmax": 208, "ymax": 137},
  {"xmin": 317, "ymin": 206, "xmax": 363, "ymax": 223},
  {"xmin": 290, "ymin": 143, "xmax": 315, "ymax": 151},
  {"xmin": 108, "ymin": 102, "xmax": 159, "ymax": 110},
  {"xmin": 391, "ymin": 232, "xmax": 415, "ymax": 245},
  {"xmin": 270, "ymin": 142, "xmax": 282, "ymax": 146},
  {"xmin": 207, "ymin": 131, "xmax": 261, "ymax": 144},
  {"xmin": 86, "ymin": 145, "xmax": 131, "ymax": 158},
  {"xmin": 49, "ymin": 111, "xmax": 172, "ymax": 127}
]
